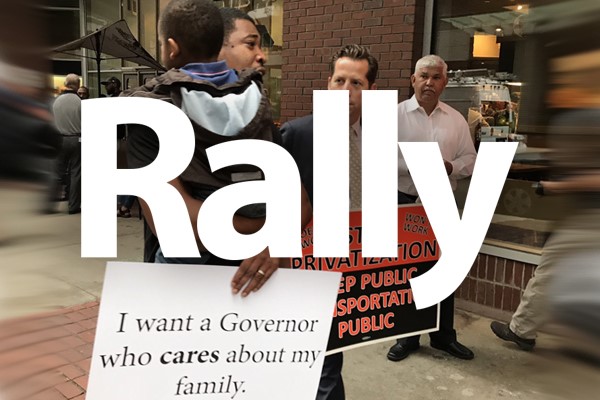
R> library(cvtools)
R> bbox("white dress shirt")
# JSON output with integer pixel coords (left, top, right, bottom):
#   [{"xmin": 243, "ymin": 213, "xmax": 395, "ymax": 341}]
[{"xmin": 397, "ymin": 95, "xmax": 476, "ymax": 196}]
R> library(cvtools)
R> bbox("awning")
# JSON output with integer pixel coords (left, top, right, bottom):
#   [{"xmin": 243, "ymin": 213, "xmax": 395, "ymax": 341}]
[{"xmin": 53, "ymin": 19, "xmax": 165, "ymax": 95}]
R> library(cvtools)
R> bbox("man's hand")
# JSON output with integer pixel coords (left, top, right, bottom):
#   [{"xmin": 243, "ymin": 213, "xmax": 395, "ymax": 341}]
[
  {"xmin": 231, "ymin": 247, "xmax": 279, "ymax": 297},
  {"xmin": 444, "ymin": 160, "xmax": 453, "ymax": 175},
  {"xmin": 538, "ymin": 173, "xmax": 600, "ymax": 194}
]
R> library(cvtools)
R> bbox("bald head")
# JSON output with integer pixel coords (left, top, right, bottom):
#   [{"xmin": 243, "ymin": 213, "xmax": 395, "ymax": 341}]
[{"xmin": 64, "ymin": 74, "xmax": 80, "ymax": 91}]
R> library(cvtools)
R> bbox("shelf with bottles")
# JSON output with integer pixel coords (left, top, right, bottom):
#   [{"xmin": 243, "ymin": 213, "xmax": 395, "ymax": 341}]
[
  {"xmin": 480, "ymin": 100, "xmax": 517, "ymax": 134},
  {"xmin": 471, "ymin": 101, "xmax": 527, "ymax": 152}
]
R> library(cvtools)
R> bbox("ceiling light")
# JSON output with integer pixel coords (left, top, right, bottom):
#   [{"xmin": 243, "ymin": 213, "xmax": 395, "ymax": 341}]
[{"xmin": 504, "ymin": 4, "xmax": 529, "ymax": 13}]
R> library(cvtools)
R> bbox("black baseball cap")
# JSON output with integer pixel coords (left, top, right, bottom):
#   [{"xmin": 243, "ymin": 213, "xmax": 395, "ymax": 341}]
[{"xmin": 100, "ymin": 76, "xmax": 121, "ymax": 87}]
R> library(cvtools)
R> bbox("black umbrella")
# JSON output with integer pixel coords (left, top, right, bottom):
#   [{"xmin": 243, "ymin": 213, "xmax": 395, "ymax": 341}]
[{"xmin": 53, "ymin": 19, "xmax": 165, "ymax": 96}]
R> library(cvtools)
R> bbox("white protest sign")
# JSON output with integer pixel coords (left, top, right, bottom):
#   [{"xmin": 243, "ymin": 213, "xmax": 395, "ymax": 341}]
[{"xmin": 86, "ymin": 262, "xmax": 341, "ymax": 400}]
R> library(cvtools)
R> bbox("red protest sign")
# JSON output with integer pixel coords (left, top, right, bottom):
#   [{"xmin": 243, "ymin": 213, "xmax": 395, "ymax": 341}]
[{"xmin": 292, "ymin": 205, "xmax": 441, "ymax": 354}]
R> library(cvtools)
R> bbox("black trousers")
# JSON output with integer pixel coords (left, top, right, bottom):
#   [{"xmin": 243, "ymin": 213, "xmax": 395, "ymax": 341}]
[
  {"xmin": 400, "ymin": 293, "xmax": 457, "ymax": 346},
  {"xmin": 316, "ymin": 353, "xmax": 345, "ymax": 400},
  {"xmin": 54, "ymin": 136, "xmax": 81, "ymax": 213},
  {"xmin": 397, "ymin": 191, "xmax": 457, "ymax": 346}
]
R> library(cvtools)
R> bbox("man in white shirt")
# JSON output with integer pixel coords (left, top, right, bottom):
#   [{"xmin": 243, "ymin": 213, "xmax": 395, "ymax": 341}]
[{"xmin": 388, "ymin": 54, "xmax": 476, "ymax": 361}]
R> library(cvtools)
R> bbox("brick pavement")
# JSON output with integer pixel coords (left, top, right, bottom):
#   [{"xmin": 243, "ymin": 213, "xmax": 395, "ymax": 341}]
[{"xmin": 0, "ymin": 302, "xmax": 98, "ymax": 400}]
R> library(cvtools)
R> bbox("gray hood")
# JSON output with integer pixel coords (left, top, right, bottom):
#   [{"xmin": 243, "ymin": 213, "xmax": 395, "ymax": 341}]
[{"xmin": 179, "ymin": 81, "xmax": 262, "ymax": 137}]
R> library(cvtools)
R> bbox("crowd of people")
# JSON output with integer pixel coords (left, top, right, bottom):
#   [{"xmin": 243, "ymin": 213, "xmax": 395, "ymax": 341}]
[
  {"xmin": 27, "ymin": 0, "xmax": 598, "ymax": 399},
  {"xmin": 124, "ymin": 1, "xmax": 479, "ymax": 398}
]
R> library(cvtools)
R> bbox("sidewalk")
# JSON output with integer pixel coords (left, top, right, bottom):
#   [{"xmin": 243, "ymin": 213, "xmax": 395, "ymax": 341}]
[
  {"xmin": 2, "ymin": 300, "xmax": 596, "ymax": 400},
  {"xmin": 0, "ymin": 302, "xmax": 98, "ymax": 400},
  {"xmin": 0, "ymin": 187, "xmax": 598, "ymax": 399}
]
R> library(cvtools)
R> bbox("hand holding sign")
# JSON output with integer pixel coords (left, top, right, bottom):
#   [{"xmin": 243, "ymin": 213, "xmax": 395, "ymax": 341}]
[{"xmin": 231, "ymin": 247, "xmax": 280, "ymax": 297}]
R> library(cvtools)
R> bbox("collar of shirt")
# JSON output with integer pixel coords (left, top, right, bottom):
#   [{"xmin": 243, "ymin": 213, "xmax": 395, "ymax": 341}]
[
  {"xmin": 350, "ymin": 119, "xmax": 362, "ymax": 147},
  {"xmin": 180, "ymin": 61, "xmax": 238, "ymax": 86},
  {"xmin": 406, "ymin": 94, "xmax": 449, "ymax": 116},
  {"xmin": 351, "ymin": 119, "xmax": 362, "ymax": 136}
]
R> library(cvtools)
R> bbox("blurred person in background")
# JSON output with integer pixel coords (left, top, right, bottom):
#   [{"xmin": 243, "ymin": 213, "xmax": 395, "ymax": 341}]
[
  {"xmin": 0, "ymin": 0, "xmax": 60, "ymax": 221},
  {"xmin": 0, "ymin": 0, "xmax": 58, "ymax": 185},
  {"xmin": 539, "ymin": 110, "xmax": 600, "ymax": 343},
  {"xmin": 101, "ymin": 76, "xmax": 121, "ymax": 97},
  {"xmin": 519, "ymin": 107, "xmax": 600, "ymax": 400},
  {"xmin": 491, "ymin": 53, "xmax": 600, "ymax": 355},
  {"xmin": 117, "ymin": 195, "xmax": 136, "ymax": 218},
  {"xmin": 116, "ymin": 127, "xmax": 134, "ymax": 219},
  {"xmin": 77, "ymin": 85, "xmax": 89, "ymax": 100},
  {"xmin": 50, "ymin": 73, "xmax": 82, "ymax": 215},
  {"xmin": 0, "ymin": 2, "xmax": 62, "ymax": 396},
  {"xmin": 105, "ymin": 76, "xmax": 132, "ymax": 218}
]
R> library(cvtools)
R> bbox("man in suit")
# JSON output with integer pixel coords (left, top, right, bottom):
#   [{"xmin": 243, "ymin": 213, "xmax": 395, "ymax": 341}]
[{"xmin": 281, "ymin": 43, "xmax": 379, "ymax": 400}]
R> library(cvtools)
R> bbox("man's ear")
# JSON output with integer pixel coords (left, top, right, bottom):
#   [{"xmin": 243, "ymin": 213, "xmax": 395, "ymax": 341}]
[
  {"xmin": 166, "ymin": 38, "xmax": 181, "ymax": 60},
  {"xmin": 370, "ymin": 83, "xmax": 378, "ymax": 90},
  {"xmin": 326, "ymin": 76, "xmax": 332, "ymax": 89},
  {"xmin": 410, "ymin": 74, "xmax": 416, "ymax": 87}
]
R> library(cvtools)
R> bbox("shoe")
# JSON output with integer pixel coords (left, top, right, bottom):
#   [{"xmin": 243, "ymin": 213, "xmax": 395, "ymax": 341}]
[
  {"xmin": 490, "ymin": 321, "xmax": 536, "ymax": 351},
  {"xmin": 430, "ymin": 340, "xmax": 475, "ymax": 360},
  {"xmin": 68, "ymin": 208, "xmax": 81, "ymax": 215},
  {"xmin": 387, "ymin": 341, "xmax": 420, "ymax": 361},
  {"xmin": 117, "ymin": 207, "xmax": 131, "ymax": 218}
]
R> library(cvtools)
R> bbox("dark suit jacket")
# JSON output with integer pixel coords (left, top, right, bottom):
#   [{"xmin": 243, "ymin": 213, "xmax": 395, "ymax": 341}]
[
  {"xmin": 280, "ymin": 114, "xmax": 314, "ymax": 204},
  {"xmin": 281, "ymin": 114, "xmax": 345, "ymax": 399}
]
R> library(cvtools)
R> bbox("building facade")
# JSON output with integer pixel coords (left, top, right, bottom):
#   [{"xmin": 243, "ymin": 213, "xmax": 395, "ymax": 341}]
[{"xmin": 280, "ymin": 0, "xmax": 425, "ymax": 120}]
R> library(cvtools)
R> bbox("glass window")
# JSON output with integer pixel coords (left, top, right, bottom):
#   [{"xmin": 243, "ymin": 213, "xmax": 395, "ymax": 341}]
[
  {"xmin": 84, "ymin": 0, "xmax": 122, "ymax": 76},
  {"xmin": 434, "ymin": 0, "xmax": 599, "ymax": 253},
  {"xmin": 140, "ymin": 0, "xmax": 158, "ymax": 61},
  {"xmin": 159, "ymin": 0, "xmax": 171, "ymax": 12},
  {"xmin": 45, "ymin": 9, "xmax": 80, "ymax": 48},
  {"xmin": 85, "ymin": 0, "xmax": 120, "ymax": 33},
  {"xmin": 41, "ymin": 0, "xmax": 79, "ymax": 8},
  {"xmin": 123, "ymin": 0, "xmax": 140, "ymax": 68}
]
